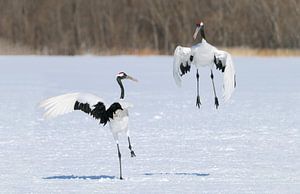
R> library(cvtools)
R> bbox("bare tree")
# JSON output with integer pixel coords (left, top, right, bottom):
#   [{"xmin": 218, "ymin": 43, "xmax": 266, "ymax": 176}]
[{"xmin": 0, "ymin": 0, "xmax": 299, "ymax": 55}]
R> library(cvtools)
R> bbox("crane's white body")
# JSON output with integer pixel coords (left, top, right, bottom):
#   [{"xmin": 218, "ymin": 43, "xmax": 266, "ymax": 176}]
[
  {"xmin": 109, "ymin": 100, "xmax": 133, "ymax": 140},
  {"xmin": 191, "ymin": 40, "xmax": 216, "ymax": 68}
]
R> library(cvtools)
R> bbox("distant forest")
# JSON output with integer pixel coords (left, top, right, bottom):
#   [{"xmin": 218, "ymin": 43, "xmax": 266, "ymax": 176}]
[{"xmin": 0, "ymin": 0, "xmax": 299, "ymax": 55}]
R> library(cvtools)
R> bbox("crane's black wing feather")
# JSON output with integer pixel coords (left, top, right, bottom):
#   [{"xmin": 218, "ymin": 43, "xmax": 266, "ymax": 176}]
[
  {"xmin": 106, "ymin": 102, "xmax": 123, "ymax": 120},
  {"xmin": 74, "ymin": 100, "xmax": 123, "ymax": 126},
  {"xmin": 74, "ymin": 101, "xmax": 92, "ymax": 113},
  {"xmin": 179, "ymin": 61, "xmax": 191, "ymax": 76},
  {"xmin": 214, "ymin": 55, "xmax": 225, "ymax": 72}
]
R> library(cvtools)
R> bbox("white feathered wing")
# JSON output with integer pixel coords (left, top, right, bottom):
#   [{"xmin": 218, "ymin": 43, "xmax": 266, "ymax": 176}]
[
  {"xmin": 214, "ymin": 50, "xmax": 236, "ymax": 101},
  {"xmin": 39, "ymin": 93, "xmax": 104, "ymax": 119},
  {"xmin": 173, "ymin": 46, "xmax": 192, "ymax": 87}
]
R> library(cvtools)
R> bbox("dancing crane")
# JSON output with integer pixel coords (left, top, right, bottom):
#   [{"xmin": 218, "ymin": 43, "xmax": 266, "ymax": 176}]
[
  {"xmin": 173, "ymin": 22, "xmax": 236, "ymax": 108},
  {"xmin": 39, "ymin": 72, "xmax": 138, "ymax": 180}
]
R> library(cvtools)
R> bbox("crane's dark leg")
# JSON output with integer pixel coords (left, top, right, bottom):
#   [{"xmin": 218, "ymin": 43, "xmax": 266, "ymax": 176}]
[
  {"xmin": 210, "ymin": 69, "xmax": 219, "ymax": 109},
  {"xmin": 196, "ymin": 69, "xmax": 201, "ymax": 108},
  {"xmin": 127, "ymin": 137, "xmax": 136, "ymax": 157},
  {"xmin": 116, "ymin": 144, "xmax": 123, "ymax": 180}
]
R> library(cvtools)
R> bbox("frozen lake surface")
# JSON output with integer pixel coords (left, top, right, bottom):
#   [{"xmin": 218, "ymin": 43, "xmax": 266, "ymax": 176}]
[{"xmin": 0, "ymin": 56, "xmax": 299, "ymax": 193}]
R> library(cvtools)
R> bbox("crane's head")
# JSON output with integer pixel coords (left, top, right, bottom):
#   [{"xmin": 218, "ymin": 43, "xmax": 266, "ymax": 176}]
[
  {"xmin": 116, "ymin": 72, "xmax": 138, "ymax": 99},
  {"xmin": 193, "ymin": 21, "xmax": 205, "ymax": 40},
  {"xmin": 116, "ymin": 72, "xmax": 138, "ymax": 82}
]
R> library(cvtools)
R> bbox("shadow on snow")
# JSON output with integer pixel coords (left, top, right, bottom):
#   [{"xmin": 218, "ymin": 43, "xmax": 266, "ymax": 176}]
[
  {"xmin": 43, "ymin": 175, "xmax": 116, "ymax": 180},
  {"xmin": 144, "ymin": 172, "xmax": 210, "ymax": 177},
  {"xmin": 43, "ymin": 172, "xmax": 209, "ymax": 180}
]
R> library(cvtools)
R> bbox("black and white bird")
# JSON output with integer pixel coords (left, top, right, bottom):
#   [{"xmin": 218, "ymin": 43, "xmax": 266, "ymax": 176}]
[
  {"xmin": 173, "ymin": 21, "xmax": 236, "ymax": 108},
  {"xmin": 39, "ymin": 72, "xmax": 138, "ymax": 180}
]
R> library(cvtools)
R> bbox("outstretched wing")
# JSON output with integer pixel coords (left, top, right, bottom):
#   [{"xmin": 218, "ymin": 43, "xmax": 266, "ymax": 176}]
[
  {"xmin": 214, "ymin": 50, "xmax": 236, "ymax": 101},
  {"xmin": 173, "ymin": 46, "xmax": 192, "ymax": 87},
  {"xmin": 39, "ymin": 93, "xmax": 122, "ymax": 126}
]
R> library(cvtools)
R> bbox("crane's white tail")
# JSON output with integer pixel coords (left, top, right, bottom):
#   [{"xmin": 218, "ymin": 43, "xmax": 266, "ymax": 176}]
[{"xmin": 223, "ymin": 54, "xmax": 236, "ymax": 102}]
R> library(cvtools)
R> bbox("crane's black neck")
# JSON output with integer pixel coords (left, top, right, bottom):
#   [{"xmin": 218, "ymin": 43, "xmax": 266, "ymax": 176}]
[
  {"xmin": 200, "ymin": 26, "xmax": 206, "ymax": 40},
  {"xmin": 117, "ymin": 77, "xmax": 125, "ymax": 99}
]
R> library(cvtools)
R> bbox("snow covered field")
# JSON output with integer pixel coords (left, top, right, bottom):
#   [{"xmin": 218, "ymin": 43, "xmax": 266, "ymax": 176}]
[{"xmin": 0, "ymin": 55, "xmax": 299, "ymax": 193}]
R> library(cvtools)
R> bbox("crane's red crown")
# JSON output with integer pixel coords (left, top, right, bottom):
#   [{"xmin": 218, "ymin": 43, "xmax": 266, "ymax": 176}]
[
  {"xmin": 117, "ymin": 72, "xmax": 127, "ymax": 77},
  {"xmin": 196, "ymin": 21, "xmax": 204, "ymax": 27}
]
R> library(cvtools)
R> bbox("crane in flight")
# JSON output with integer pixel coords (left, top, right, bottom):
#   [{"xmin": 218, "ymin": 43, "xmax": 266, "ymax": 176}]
[{"xmin": 173, "ymin": 21, "xmax": 236, "ymax": 108}]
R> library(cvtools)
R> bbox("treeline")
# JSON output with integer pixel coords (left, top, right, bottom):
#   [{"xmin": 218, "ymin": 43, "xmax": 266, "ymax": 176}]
[{"xmin": 0, "ymin": 0, "xmax": 299, "ymax": 55}]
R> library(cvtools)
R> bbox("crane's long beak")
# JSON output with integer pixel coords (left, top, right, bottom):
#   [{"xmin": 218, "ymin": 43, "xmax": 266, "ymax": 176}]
[
  {"xmin": 126, "ymin": 75, "xmax": 138, "ymax": 82},
  {"xmin": 193, "ymin": 27, "xmax": 200, "ymax": 40}
]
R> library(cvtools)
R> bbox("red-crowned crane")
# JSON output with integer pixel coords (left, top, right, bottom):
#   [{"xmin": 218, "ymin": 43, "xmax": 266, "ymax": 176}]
[
  {"xmin": 173, "ymin": 22, "xmax": 236, "ymax": 108},
  {"xmin": 39, "ymin": 72, "xmax": 138, "ymax": 180}
]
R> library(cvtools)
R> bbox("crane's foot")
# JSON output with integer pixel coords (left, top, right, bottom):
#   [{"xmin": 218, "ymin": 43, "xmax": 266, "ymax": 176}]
[
  {"xmin": 196, "ymin": 95, "xmax": 201, "ymax": 108},
  {"xmin": 120, "ymin": 176, "xmax": 124, "ymax": 180},
  {"xmin": 130, "ymin": 150, "xmax": 136, "ymax": 157},
  {"xmin": 215, "ymin": 97, "xmax": 219, "ymax": 109}
]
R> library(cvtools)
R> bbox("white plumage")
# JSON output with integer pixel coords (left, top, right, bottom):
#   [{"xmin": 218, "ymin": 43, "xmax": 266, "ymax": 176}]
[
  {"xmin": 173, "ymin": 22, "xmax": 236, "ymax": 108},
  {"xmin": 40, "ymin": 93, "xmax": 133, "ymax": 137},
  {"xmin": 39, "ymin": 72, "xmax": 137, "ymax": 180},
  {"xmin": 173, "ymin": 46, "xmax": 192, "ymax": 87},
  {"xmin": 40, "ymin": 93, "xmax": 104, "ymax": 119}
]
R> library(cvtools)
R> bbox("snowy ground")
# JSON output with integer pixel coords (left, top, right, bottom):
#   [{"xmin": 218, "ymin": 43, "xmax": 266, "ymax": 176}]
[{"xmin": 0, "ymin": 55, "xmax": 299, "ymax": 193}]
